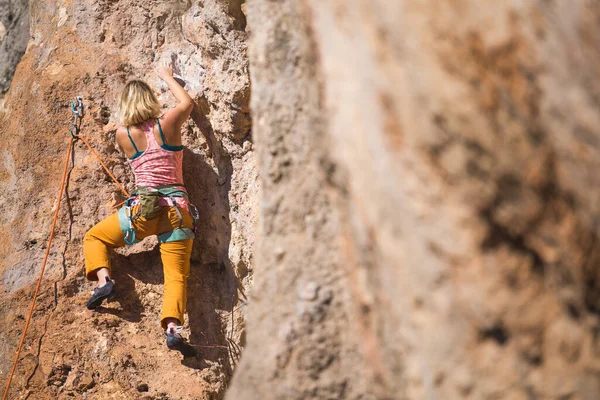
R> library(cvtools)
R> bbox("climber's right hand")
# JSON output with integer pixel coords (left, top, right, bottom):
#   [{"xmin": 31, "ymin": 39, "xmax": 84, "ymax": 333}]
[{"xmin": 158, "ymin": 64, "xmax": 174, "ymax": 81}]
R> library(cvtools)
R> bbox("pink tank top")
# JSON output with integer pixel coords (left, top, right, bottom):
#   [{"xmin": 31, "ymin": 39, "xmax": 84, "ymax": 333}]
[{"xmin": 126, "ymin": 119, "xmax": 188, "ymax": 207}]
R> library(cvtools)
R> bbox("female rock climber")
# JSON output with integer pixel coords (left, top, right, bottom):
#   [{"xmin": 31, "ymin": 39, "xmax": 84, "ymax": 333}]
[{"xmin": 82, "ymin": 65, "xmax": 197, "ymax": 357}]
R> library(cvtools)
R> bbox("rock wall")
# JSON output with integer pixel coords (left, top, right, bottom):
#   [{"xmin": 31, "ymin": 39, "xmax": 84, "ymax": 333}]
[
  {"xmin": 0, "ymin": 0, "xmax": 256, "ymax": 399},
  {"xmin": 4, "ymin": 0, "xmax": 600, "ymax": 399},
  {"xmin": 230, "ymin": 1, "xmax": 600, "ymax": 399},
  {"xmin": 0, "ymin": 0, "xmax": 29, "ymax": 99}
]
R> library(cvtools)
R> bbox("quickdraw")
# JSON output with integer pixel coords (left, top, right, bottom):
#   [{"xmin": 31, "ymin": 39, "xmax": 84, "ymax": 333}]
[
  {"xmin": 123, "ymin": 196, "xmax": 141, "ymax": 245},
  {"xmin": 188, "ymin": 203, "xmax": 200, "ymax": 233},
  {"xmin": 69, "ymin": 96, "xmax": 84, "ymax": 140}
]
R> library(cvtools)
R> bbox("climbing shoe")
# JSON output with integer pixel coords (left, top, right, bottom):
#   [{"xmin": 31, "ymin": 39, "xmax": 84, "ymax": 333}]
[
  {"xmin": 166, "ymin": 326, "xmax": 197, "ymax": 357},
  {"xmin": 86, "ymin": 278, "xmax": 115, "ymax": 310}
]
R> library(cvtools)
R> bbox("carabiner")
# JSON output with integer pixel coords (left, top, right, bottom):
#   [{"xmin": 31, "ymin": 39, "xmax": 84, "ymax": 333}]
[{"xmin": 124, "ymin": 228, "xmax": 136, "ymax": 245}]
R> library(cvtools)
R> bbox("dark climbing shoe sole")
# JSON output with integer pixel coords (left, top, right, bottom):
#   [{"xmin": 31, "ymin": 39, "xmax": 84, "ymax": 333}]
[
  {"xmin": 86, "ymin": 280, "xmax": 115, "ymax": 310},
  {"xmin": 167, "ymin": 335, "xmax": 197, "ymax": 357}
]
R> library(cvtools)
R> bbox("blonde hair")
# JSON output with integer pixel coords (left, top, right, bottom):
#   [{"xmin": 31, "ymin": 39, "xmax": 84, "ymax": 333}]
[{"xmin": 116, "ymin": 80, "xmax": 161, "ymax": 126}]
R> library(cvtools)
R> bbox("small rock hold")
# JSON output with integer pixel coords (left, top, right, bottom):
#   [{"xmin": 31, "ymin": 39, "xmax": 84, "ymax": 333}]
[
  {"xmin": 76, "ymin": 377, "xmax": 95, "ymax": 393},
  {"xmin": 47, "ymin": 364, "xmax": 72, "ymax": 387},
  {"xmin": 299, "ymin": 281, "xmax": 320, "ymax": 301},
  {"xmin": 121, "ymin": 354, "xmax": 136, "ymax": 369},
  {"xmin": 0, "ymin": 22, "xmax": 6, "ymax": 43},
  {"xmin": 455, "ymin": 366, "xmax": 474, "ymax": 396},
  {"xmin": 137, "ymin": 383, "xmax": 149, "ymax": 392},
  {"xmin": 274, "ymin": 247, "xmax": 285, "ymax": 261}
]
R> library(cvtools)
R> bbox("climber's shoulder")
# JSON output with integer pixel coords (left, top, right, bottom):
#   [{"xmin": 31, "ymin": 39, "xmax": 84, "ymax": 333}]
[
  {"xmin": 115, "ymin": 125, "xmax": 127, "ymax": 141},
  {"xmin": 115, "ymin": 125, "xmax": 133, "ymax": 153}
]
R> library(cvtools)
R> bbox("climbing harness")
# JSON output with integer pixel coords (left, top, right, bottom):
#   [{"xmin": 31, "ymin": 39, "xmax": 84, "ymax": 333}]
[
  {"xmin": 2, "ymin": 96, "xmax": 198, "ymax": 399},
  {"xmin": 120, "ymin": 184, "xmax": 200, "ymax": 245}
]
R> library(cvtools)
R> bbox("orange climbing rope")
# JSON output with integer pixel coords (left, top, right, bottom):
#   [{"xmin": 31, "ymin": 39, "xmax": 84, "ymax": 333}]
[
  {"xmin": 78, "ymin": 135, "xmax": 130, "ymax": 198},
  {"xmin": 2, "ymin": 98, "xmax": 129, "ymax": 399},
  {"xmin": 2, "ymin": 138, "xmax": 75, "ymax": 400}
]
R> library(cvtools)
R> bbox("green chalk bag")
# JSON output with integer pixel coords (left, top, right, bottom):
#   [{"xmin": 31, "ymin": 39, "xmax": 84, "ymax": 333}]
[{"xmin": 137, "ymin": 186, "xmax": 161, "ymax": 219}]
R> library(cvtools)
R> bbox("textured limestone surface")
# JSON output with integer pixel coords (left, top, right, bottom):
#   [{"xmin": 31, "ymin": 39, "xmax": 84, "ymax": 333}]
[
  {"xmin": 229, "ymin": 1, "xmax": 600, "ymax": 399},
  {"xmin": 0, "ymin": 0, "xmax": 256, "ymax": 399},
  {"xmin": 0, "ymin": 0, "xmax": 29, "ymax": 98},
  {"xmin": 4, "ymin": 0, "xmax": 600, "ymax": 399}
]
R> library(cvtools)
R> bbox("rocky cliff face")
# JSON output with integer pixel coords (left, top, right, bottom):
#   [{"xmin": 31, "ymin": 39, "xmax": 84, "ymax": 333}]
[
  {"xmin": 229, "ymin": 1, "xmax": 600, "ymax": 399},
  {"xmin": 0, "ymin": 0, "xmax": 256, "ymax": 399},
  {"xmin": 0, "ymin": 0, "xmax": 28, "ymax": 99},
  {"xmin": 4, "ymin": 0, "xmax": 600, "ymax": 399}
]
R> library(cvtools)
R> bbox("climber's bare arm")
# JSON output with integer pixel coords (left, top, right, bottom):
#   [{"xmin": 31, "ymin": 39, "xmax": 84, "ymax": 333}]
[{"xmin": 158, "ymin": 65, "xmax": 194, "ymax": 144}]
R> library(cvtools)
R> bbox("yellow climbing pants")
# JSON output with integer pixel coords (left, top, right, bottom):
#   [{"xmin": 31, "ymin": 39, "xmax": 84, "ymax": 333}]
[{"xmin": 84, "ymin": 205, "xmax": 194, "ymax": 329}]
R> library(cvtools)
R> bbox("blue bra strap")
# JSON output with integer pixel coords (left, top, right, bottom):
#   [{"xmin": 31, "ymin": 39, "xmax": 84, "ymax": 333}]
[
  {"xmin": 161, "ymin": 143, "xmax": 185, "ymax": 151},
  {"xmin": 126, "ymin": 126, "xmax": 140, "ymax": 152},
  {"xmin": 157, "ymin": 118, "xmax": 167, "ymax": 145}
]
